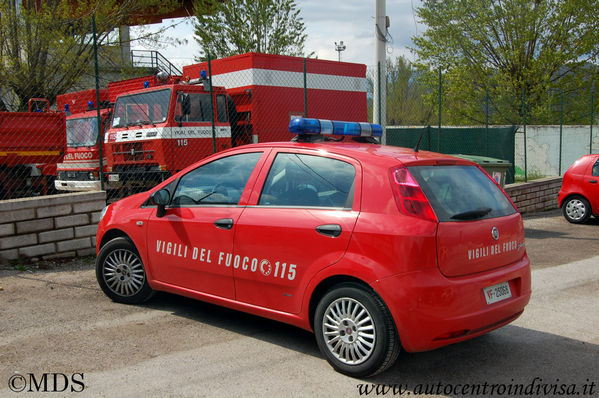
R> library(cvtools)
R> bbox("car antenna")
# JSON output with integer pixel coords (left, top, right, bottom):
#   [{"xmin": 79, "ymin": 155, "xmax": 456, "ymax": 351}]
[{"xmin": 413, "ymin": 128, "xmax": 427, "ymax": 153}]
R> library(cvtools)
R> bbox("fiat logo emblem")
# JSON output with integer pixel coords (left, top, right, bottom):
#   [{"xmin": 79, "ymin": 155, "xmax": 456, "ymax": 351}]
[{"xmin": 491, "ymin": 227, "xmax": 499, "ymax": 241}]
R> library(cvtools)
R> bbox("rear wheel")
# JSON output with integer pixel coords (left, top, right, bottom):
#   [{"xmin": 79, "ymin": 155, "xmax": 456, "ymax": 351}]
[
  {"xmin": 562, "ymin": 196, "xmax": 591, "ymax": 224},
  {"xmin": 314, "ymin": 283, "xmax": 400, "ymax": 377},
  {"xmin": 96, "ymin": 237, "xmax": 154, "ymax": 304}
]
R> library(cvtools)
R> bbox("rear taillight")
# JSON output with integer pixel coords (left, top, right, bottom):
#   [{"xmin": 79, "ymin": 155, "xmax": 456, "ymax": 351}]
[{"xmin": 389, "ymin": 166, "xmax": 438, "ymax": 222}]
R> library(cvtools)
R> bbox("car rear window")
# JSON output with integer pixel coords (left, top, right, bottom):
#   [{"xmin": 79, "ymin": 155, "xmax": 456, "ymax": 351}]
[{"xmin": 408, "ymin": 165, "xmax": 516, "ymax": 222}]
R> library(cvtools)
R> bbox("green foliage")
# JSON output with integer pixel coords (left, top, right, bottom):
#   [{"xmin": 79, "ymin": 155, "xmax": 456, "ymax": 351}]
[
  {"xmin": 386, "ymin": 56, "xmax": 435, "ymax": 126},
  {"xmin": 0, "ymin": 0, "xmax": 179, "ymax": 111},
  {"xmin": 413, "ymin": 0, "xmax": 599, "ymax": 125},
  {"xmin": 192, "ymin": 0, "xmax": 309, "ymax": 60}
]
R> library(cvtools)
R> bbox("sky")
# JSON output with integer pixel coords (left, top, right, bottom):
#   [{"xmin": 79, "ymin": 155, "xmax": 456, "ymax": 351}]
[{"xmin": 131, "ymin": 0, "xmax": 425, "ymax": 70}]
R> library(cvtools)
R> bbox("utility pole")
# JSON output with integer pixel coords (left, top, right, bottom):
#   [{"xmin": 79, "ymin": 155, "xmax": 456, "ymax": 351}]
[{"xmin": 373, "ymin": 0, "xmax": 388, "ymax": 144}]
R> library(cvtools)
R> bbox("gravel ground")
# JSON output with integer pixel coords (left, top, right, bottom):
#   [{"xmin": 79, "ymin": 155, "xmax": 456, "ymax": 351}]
[{"xmin": 0, "ymin": 210, "xmax": 597, "ymax": 397}]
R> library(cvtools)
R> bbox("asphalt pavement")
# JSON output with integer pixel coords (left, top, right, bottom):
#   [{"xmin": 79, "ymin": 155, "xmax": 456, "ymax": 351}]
[{"xmin": 0, "ymin": 210, "xmax": 597, "ymax": 397}]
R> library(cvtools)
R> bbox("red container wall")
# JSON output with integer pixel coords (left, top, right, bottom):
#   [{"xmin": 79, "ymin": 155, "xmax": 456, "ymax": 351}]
[{"xmin": 183, "ymin": 52, "xmax": 367, "ymax": 143}]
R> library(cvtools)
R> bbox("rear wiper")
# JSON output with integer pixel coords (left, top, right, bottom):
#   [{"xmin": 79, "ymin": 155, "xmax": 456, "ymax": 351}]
[{"xmin": 450, "ymin": 207, "xmax": 492, "ymax": 220}]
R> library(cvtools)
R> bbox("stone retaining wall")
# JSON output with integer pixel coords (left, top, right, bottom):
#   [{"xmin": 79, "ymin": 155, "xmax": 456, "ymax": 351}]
[
  {"xmin": 0, "ymin": 191, "xmax": 106, "ymax": 264},
  {"xmin": 504, "ymin": 177, "xmax": 562, "ymax": 214},
  {"xmin": 0, "ymin": 178, "xmax": 562, "ymax": 263}
]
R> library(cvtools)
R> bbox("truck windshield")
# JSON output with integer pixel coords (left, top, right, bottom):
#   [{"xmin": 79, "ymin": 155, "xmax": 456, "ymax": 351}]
[
  {"xmin": 66, "ymin": 117, "xmax": 98, "ymax": 147},
  {"xmin": 112, "ymin": 88, "xmax": 171, "ymax": 128}
]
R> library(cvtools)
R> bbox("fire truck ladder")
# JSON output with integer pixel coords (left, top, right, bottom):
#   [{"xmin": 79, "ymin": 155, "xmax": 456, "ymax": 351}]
[{"xmin": 130, "ymin": 50, "xmax": 182, "ymax": 76}]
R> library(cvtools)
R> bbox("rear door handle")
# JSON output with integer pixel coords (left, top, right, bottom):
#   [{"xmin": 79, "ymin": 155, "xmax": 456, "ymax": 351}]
[
  {"xmin": 316, "ymin": 224, "xmax": 342, "ymax": 237},
  {"xmin": 214, "ymin": 218, "xmax": 234, "ymax": 230},
  {"xmin": 590, "ymin": 180, "xmax": 597, "ymax": 184}
]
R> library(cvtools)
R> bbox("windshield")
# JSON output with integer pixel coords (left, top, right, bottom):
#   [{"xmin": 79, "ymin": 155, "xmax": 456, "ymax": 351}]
[
  {"xmin": 409, "ymin": 165, "xmax": 516, "ymax": 222},
  {"xmin": 66, "ymin": 117, "xmax": 98, "ymax": 147},
  {"xmin": 112, "ymin": 88, "xmax": 171, "ymax": 128}
]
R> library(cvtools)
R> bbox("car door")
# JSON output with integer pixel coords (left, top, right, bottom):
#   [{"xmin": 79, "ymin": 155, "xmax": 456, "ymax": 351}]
[
  {"xmin": 586, "ymin": 156, "xmax": 599, "ymax": 213},
  {"xmin": 146, "ymin": 150, "xmax": 266, "ymax": 299},
  {"xmin": 232, "ymin": 149, "xmax": 362, "ymax": 314}
]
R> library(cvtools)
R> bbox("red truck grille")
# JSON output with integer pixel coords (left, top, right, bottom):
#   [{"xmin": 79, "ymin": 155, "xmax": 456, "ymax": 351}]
[{"xmin": 112, "ymin": 143, "xmax": 154, "ymax": 162}]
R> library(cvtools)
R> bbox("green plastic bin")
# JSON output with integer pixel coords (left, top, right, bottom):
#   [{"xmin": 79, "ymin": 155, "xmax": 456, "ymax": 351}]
[{"xmin": 452, "ymin": 154, "xmax": 512, "ymax": 188}]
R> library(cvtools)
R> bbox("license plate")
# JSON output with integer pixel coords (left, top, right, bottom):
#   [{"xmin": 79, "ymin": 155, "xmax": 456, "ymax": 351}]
[
  {"xmin": 108, "ymin": 174, "xmax": 119, "ymax": 182},
  {"xmin": 483, "ymin": 281, "xmax": 512, "ymax": 305}
]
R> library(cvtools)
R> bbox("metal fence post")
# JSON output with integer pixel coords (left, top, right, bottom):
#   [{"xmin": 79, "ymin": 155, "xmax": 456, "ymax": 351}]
[
  {"xmin": 303, "ymin": 58, "xmax": 308, "ymax": 117},
  {"xmin": 92, "ymin": 14, "xmax": 105, "ymax": 191},
  {"xmin": 559, "ymin": 89, "xmax": 563, "ymax": 175},
  {"xmin": 437, "ymin": 68, "xmax": 441, "ymax": 152},
  {"xmin": 591, "ymin": 91, "xmax": 594, "ymax": 154},
  {"xmin": 486, "ymin": 86, "xmax": 489, "ymax": 156},
  {"xmin": 207, "ymin": 53, "xmax": 216, "ymax": 154},
  {"xmin": 522, "ymin": 88, "xmax": 528, "ymax": 182}
]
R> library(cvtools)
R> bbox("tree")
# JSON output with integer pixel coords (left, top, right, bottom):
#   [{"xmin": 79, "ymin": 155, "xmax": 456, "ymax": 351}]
[
  {"xmin": 386, "ymin": 56, "xmax": 435, "ymax": 126},
  {"xmin": 413, "ymin": 0, "xmax": 599, "ymax": 124},
  {"xmin": 0, "ymin": 0, "xmax": 178, "ymax": 111},
  {"xmin": 192, "ymin": 0, "xmax": 309, "ymax": 60}
]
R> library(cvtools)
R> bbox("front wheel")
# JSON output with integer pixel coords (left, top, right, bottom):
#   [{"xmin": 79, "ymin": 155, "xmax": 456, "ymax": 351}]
[
  {"xmin": 314, "ymin": 283, "xmax": 400, "ymax": 377},
  {"xmin": 96, "ymin": 237, "xmax": 154, "ymax": 304},
  {"xmin": 562, "ymin": 196, "xmax": 591, "ymax": 224}
]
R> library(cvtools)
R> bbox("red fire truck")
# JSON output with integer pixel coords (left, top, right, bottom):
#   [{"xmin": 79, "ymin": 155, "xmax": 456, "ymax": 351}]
[
  {"xmin": 103, "ymin": 53, "xmax": 367, "ymax": 192},
  {"xmin": 55, "ymin": 76, "xmax": 171, "ymax": 195},
  {"xmin": 55, "ymin": 89, "xmax": 114, "ymax": 192},
  {"xmin": 0, "ymin": 99, "xmax": 66, "ymax": 199}
]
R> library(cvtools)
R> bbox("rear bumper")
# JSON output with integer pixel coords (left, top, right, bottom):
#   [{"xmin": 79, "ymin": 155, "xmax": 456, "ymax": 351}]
[{"xmin": 372, "ymin": 254, "xmax": 531, "ymax": 352}]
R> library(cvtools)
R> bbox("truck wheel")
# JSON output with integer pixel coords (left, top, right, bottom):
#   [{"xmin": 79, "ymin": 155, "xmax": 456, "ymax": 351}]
[
  {"xmin": 314, "ymin": 283, "xmax": 400, "ymax": 377},
  {"xmin": 96, "ymin": 237, "xmax": 154, "ymax": 304},
  {"xmin": 562, "ymin": 195, "xmax": 591, "ymax": 224}
]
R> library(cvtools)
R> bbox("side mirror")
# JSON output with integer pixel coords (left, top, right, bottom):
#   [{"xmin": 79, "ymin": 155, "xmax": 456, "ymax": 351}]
[{"xmin": 151, "ymin": 189, "xmax": 171, "ymax": 218}]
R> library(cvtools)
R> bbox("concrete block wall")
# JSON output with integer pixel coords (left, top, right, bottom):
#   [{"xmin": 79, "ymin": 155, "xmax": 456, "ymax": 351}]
[
  {"xmin": 504, "ymin": 177, "xmax": 562, "ymax": 214},
  {"xmin": 0, "ymin": 191, "xmax": 106, "ymax": 264}
]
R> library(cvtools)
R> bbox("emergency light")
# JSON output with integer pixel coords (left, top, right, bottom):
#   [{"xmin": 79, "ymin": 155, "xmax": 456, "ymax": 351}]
[
  {"xmin": 88, "ymin": 101, "xmax": 94, "ymax": 110},
  {"xmin": 289, "ymin": 118, "xmax": 382, "ymax": 137},
  {"xmin": 143, "ymin": 81, "xmax": 150, "ymax": 88}
]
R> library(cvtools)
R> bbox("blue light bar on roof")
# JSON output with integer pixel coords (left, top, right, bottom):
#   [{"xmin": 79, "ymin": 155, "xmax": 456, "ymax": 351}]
[{"xmin": 289, "ymin": 118, "xmax": 383, "ymax": 137}]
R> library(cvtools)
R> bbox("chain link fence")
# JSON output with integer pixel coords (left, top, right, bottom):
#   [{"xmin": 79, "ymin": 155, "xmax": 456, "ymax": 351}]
[
  {"xmin": 376, "ymin": 62, "xmax": 599, "ymax": 181},
  {"xmin": 1, "ymin": 47, "xmax": 369, "ymax": 200},
  {"xmin": 3, "ymin": 25, "xmax": 598, "ymax": 200}
]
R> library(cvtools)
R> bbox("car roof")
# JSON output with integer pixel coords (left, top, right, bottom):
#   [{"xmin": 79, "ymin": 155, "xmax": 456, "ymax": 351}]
[{"xmin": 235, "ymin": 140, "xmax": 474, "ymax": 167}]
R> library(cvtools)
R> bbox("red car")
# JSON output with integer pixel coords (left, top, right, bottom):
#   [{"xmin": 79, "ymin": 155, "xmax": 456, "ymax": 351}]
[
  {"xmin": 95, "ymin": 118, "xmax": 531, "ymax": 377},
  {"xmin": 558, "ymin": 154, "xmax": 599, "ymax": 223}
]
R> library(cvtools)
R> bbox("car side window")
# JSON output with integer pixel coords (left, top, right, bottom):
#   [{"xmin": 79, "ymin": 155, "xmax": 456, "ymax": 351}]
[
  {"xmin": 592, "ymin": 159, "xmax": 599, "ymax": 177},
  {"xmin": 259, "ymin": 153, "xmax": 355, "ymax": 208},
  {"xmin": 171, "ymin": 152, "xmax": 262, "ymax": 206}
]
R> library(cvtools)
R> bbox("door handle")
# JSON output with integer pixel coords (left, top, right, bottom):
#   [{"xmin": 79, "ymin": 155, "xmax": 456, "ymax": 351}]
[
  {"xmin": 316, "ymin": 224, "xmax": 342, "ymax": 237},
  {"xmin": 214, "ymin": 218, "xmax": 234, "ymax": 230},
  {"xmin": 590, "ymin": 180, "xmax": 597, "ymax": 184}
]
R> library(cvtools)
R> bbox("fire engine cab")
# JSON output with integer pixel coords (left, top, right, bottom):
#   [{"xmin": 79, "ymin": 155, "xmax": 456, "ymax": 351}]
[
  {"xmin": 104, "ymin": 73, "xmax": 235, "ymax": 191},
  {"xmin": 55, "ymin": 89, "xmax": 115, "ymax": 192}
]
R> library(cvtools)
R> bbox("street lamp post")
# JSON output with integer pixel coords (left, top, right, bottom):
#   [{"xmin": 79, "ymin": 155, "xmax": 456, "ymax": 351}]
[{"xmin": 334, "ymin": 41, "xmax": 346, "ymax": 61}]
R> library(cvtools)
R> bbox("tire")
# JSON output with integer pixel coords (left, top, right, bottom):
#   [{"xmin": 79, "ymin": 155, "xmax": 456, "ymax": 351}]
[
  {"xmin": 96, "ymin": 237, "xmax": 154, "ymax": 304},
  {"xmin": 562, "ymin": 196, "xmax": 591, "ymax": 224},
  {"xmin": 314, "ymin": 283, "xmax": 400, "ymax": 377}
]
